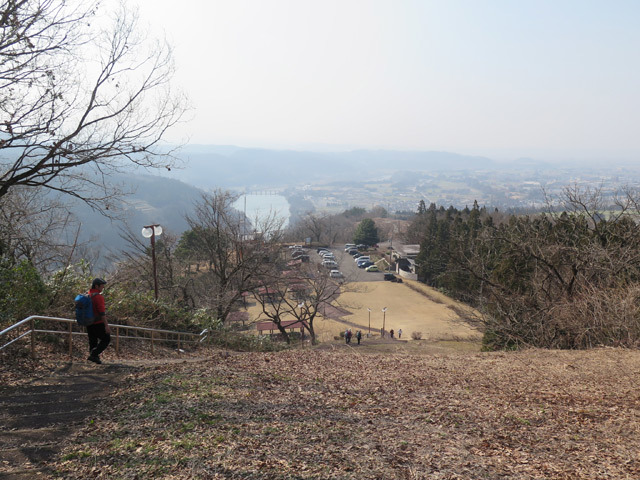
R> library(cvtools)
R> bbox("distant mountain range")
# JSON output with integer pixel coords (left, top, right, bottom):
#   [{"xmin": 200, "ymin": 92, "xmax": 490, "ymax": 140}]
[{"xmin": 166, "ymin": 145, "xmax": 515, "ymax": 190}]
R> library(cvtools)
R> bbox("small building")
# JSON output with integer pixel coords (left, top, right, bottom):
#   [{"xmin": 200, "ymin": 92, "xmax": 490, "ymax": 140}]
[{"xmin": 390, "ymin": 244, "xmax": 420, "ymax": 280}]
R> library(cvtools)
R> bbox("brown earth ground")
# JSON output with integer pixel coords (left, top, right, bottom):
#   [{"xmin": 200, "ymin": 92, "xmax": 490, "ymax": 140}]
[{"xmin": 43, "ymin": 347, "xmax": 640, "ymax": 479}]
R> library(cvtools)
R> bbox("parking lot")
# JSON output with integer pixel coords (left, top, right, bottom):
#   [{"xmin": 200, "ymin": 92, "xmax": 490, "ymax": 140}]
[{"xmin": 318, "ymin": 247, "xmax": 387, "ymax": 283}]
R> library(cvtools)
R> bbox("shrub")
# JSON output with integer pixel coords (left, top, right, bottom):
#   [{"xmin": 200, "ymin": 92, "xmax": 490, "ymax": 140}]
[
  {"xmin": 0, "ymin": 259, "xmax": 48, "ymax": 328},
  {"xmin": 411, "ymin": 331, "xmax": 422, "ymax": 340}
]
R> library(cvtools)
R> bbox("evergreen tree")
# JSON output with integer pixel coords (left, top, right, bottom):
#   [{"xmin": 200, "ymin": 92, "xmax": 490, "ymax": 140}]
[{"xmin": 353, "ymin": 218, "xmax": 380, "ymax": 246}]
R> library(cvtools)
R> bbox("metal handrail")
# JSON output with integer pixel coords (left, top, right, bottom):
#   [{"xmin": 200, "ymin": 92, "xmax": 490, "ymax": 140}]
[{"xmin": 0, "ymin": 315, "xmax": 208, "ymax": 359}]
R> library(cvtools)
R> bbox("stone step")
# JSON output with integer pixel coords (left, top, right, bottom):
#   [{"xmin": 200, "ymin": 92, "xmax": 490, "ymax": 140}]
[
  {"xmin": 0, "ymin": 388, "xmax": 99, "ymax": 406},
  {"xmin": 0, "ymin": 471, "xmax": 47, "ymax": 480},
  {"xmin": 0, "ymin": 409, "xmax": 96, "ymax": 431},
  {"xmin": 2, "ymin": 398, "xmax": 93, "ymax": 416},
  {"xmin": 0, "ymin": 380, "xmax": 110, "ymax": 399},
  {"xmin": 0, "ymin": 444, "xmax": 57, "ymax": 477},
  {"xmin": 0, "ymin": 427, "xmax": 73, "ymax": 449}
]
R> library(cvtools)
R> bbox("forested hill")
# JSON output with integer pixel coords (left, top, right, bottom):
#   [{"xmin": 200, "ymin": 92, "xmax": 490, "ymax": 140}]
[{"xmin": 70, "ymin": 174, "xmax": 204, "ymax": 261}]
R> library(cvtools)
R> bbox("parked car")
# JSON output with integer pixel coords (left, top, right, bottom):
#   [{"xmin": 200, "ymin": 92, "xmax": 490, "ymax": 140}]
[
  {"xmin": 357, "ymin": 244, "xmax": 368, "ymax": 250},
  {"xmin": 344, "ymin": 244, "xmax": 356, "ymax": 251},
  {"xmin": 384, "ymin": 273, "xmax": 402, "ymax": 282},
  {"xmin": 358, "ymin": 261, "xmax": 374, "ymax": 269},
  {"xmin": 322, "ymin": 253, "xmax": 335, "ymax": 260},
  {"xmin": 355, "ymin": 256, "xmax": 370, "ymax": 263},
  {"xmin": 323, "ymin": 261, "xmax": 339, "ymax": 269},
  {"xmin": 365, "ymin": 265, "xmax": 379, "ymax": 272},
  {"xmin": 348, "ymin": 249, "xmax": 359, "ymax": 256},
  {"xmin": 318, "ymin": 249, "xmax": 330, "ymax": 256},
  {"xmin": 329, "ymin": 270, "xmax": 344, "ymax": 278},
  {"xmin": 353, "ymin": 253, "xmax": 363, "ymax": 259}
]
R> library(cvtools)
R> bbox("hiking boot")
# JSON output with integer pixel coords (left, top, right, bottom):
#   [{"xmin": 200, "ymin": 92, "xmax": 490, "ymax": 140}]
[{"xmin": 87, "ymin": 355, "xmax": 102, "ymax": 364}]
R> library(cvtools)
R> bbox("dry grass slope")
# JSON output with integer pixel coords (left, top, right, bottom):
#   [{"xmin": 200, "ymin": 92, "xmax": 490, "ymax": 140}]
[{"xmin": 49, "ymin": 347, "xmax": 640, "ymax": 479}]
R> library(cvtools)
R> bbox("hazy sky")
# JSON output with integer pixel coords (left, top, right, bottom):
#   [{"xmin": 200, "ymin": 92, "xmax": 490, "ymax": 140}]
[{"xmin": 134, "ymin": 0, "xmax": 640, "ymax": 160}]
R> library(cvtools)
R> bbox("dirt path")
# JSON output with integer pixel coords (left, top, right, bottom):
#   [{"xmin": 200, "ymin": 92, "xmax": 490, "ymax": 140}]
[{"xmin": 0, "ymin": 362, "xmax": 135, "ymax": 478}]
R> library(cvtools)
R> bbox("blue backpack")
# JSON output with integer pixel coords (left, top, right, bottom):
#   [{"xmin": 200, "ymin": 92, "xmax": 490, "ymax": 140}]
[{"xmin": 74, "ymin": 292, "xmax": 97, "ymax": 326}]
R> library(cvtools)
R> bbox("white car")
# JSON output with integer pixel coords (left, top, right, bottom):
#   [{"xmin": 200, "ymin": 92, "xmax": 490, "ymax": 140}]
[
  {"xmin": 329, "ymin": 270, "xmax": 344, "ymax": 278},
  {"xmin": 323, "ymin": 260, "xmax": 339, "ymax": 269},
  {"xmin": 355, "ymin": 256, "xmax": 370, "ymax": 263}
]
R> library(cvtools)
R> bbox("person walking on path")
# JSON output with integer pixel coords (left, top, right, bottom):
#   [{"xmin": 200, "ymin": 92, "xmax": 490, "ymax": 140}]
[
  {"xmin": 87, "ymin": 278, "xmax": 110, "ymax": 364},
  {"xmin": 356, "ymin": 330, "xmax": 362, "ymax": 345},
  {"xmin": 398, "ymin": 329, "xmax": 402, "ymax": 339}
]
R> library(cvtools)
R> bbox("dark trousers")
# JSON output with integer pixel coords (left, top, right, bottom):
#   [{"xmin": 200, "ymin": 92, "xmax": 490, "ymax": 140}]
[{"xmin": 87, "ymin": 323, "xmax": 111, "ymax": 356}]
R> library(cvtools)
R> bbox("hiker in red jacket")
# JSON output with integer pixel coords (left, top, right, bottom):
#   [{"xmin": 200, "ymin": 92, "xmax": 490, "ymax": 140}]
[{"xmin": 87, "ymin": 278, "xmax": 110, "ymax": 364}]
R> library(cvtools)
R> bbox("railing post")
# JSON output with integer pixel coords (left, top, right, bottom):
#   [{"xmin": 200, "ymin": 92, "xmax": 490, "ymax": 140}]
[
  {"xmin": 115, "ymin": 326, "xmax": 120, "ymax": 356},
  {"xmin": 151, "ymin": 330, "xmax": 155, "ymax": 355},
  {"xmin": 68, "ymin": 321, "xmax": 73, "ymax": 359},
  {"xmin": 178, "ymin": 333, "xmax": 181, "ymax": 352},
  {"xmin": 30, "ymin": 319, "xmax": 36, "ymax": 359}
]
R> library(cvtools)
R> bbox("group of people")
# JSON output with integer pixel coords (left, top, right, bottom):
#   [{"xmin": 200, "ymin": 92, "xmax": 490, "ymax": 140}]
[
  {"xmin": 344, "ymin": 329, "xmax": 363, "ymax": 345},
  {"xmin": 380, "ymin": 328, "xmax": 403, "ymax": 339},
  {"xmin": 389, "ymin": 328, "xmax": 402, "ymax": 339}
]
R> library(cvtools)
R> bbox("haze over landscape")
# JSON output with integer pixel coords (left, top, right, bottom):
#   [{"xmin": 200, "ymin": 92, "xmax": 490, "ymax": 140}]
[
  {"xmin": 63, "ymin": 0, "xmax": 640, "ymax": 257},
  {"xmin": 135, "ymin": 0, "xmax": 640, "ymax": 163}
]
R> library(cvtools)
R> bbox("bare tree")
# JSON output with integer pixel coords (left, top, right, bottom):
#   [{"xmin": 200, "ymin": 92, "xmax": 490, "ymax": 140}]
[
  {"xmin": 253, "ymin": 261, "xmax": 344, "ymax": 345},
  {"xmin": 289, "ymin": 211, "xmax": 354, "ymax": 245},
  {"xmin": 0, "ymin": 185, "xmax": 83, "ymax": 271},
  {"xmin": 180, "ymin": 190, "xmax": 285, "ymax": 324},
  {"xmin": 0, "ymin": 0, "xmax": 186, "ymax": 210}
]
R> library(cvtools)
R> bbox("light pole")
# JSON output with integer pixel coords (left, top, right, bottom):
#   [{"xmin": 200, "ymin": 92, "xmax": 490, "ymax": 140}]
[
  {"xmin": 142, "ymin": 224, "xmax": 163, "ymax": 301},
  {"xmin": 297, "ymin": 302, "xmax": 305, "ymax": 340},
  {"xmin": 367, "ymin": 308, "xmax": 371, "ymax": 336},
  {"xmin": 382, "ymin": 307, "xmax": 387, "ymax": 337}
]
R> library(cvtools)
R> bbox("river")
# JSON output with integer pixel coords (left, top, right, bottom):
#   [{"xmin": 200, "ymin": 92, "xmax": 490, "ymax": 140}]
[{"xmin": 234, "ymin": 193, "xmax": 291, "ymax": 229}]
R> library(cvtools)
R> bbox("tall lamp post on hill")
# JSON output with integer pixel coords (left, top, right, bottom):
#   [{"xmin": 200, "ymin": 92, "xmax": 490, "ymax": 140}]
[
  {"xmin": 142, "ymin": 224, "xmax": 163, "ymax": 301},
  {"xmin": 382, "ymin": 307, "xmax": 387, "ymax": 337}
]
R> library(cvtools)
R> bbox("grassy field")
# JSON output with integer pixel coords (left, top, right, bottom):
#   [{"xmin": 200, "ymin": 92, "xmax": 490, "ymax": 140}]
[
  {"xmin": 51, "ymin": 346, "xmax": 640, "ymax": 479},
  {"xmin": 246, "ymin": 279, "xmax": 482, "ymax": 346}
]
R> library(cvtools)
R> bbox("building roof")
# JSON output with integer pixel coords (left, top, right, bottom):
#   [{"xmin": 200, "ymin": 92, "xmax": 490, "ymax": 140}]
[{"xmin": 394, "ymin": 244, "xmax": 420, "ymax": 257}]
